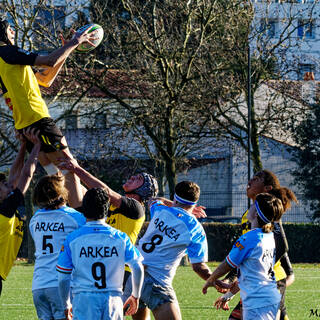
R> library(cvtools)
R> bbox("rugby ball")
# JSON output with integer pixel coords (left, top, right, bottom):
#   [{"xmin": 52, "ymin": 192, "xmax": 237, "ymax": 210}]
[{"xmin": 75, "ymin": 23, "xmax": 104, "ymax": 53}]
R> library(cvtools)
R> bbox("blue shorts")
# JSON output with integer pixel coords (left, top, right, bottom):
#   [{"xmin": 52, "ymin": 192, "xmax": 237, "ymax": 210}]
[
  {"xmin": 32, "ymin": 287, "xmax": 65, "ymax": 320},
  {"xmin": 243, "ymin": 303, "xmax": 280, "ymax": 320},
  {"xmin": 72, "ymin": 291, "xmax": 123, "ymax": 320},
  {"xmin": 123, "ymin": 272, "xmax": 177, "ymax": 311}
]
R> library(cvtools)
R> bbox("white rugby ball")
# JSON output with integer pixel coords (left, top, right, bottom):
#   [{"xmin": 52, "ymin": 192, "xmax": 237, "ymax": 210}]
[{"xmin": 75, "ymin": 23, "xmax": 104, "ymax": 53}]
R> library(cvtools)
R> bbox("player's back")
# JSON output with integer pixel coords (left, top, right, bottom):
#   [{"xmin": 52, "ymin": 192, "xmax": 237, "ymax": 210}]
[
  {"xmin": 29, "ymin": 206, "xmax": 85, "ymax": 290},
  {"xmin": 138, "ymin": 202, "xmax": 207, "ymax": 286},
  {"xmin": 60, "ymin": 221, "xmax": 133, "ymax": 294}
]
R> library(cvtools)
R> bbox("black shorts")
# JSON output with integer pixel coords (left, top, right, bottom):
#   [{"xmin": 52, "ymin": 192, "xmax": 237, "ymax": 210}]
[{"xmin": 18, "ymin": 117, "xmax": 67, "ymax": 153}]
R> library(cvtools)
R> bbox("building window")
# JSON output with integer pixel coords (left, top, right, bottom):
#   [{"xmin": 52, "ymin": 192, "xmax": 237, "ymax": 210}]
[
  {"xmin": 297, "ymin": 20, "xmax": 314, "ymax": 39},
  {"xmin": 260, "ymin": 19, "xmax": 277, "ymax": 38},
  {"xmin": 65, "ymin": 112, "xmax": 78, "ymax": 129},
  {"xmin": 95, "ymin": 113, "xmax": 107, "ymax": 128},
  {"xmin": 298, "ymin": 63, "xmax": 315, "ymax": 80}
]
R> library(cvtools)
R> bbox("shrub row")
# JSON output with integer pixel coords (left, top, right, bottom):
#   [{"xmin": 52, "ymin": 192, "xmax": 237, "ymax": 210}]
[{"xmin": 139, "ymin": 222, "xmax": 320, "ymax": 263}]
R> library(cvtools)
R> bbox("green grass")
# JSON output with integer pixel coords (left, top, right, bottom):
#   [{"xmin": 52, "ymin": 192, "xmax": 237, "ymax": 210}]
[{"xmin": 1, "ymin": 261, "xmax": 319, "ymax": 320}]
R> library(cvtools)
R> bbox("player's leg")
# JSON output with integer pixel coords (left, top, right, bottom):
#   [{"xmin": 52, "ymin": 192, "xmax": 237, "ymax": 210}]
[
  {"xmin": 45, "ymin": 287, "xmax": 66, "ymax": 320},
  {"xmin": 21, "ymin": 118, "xmax": 85, "ymax": 208},
  {"xmin": 228, "ymin": 300, "xmax": 242, "ymax": 320},
  {"xmin": 276, "ymin": 279, "xmax": 288, "ymax": 320},
  {"xmin": 132, "ymin": 308, "xmax": 151, "ymax": 320},
  {"xmin": 32, "ymin": 288, "xmax": 55, "ymax": 320},
  {"xmin": 152, "ymin": 302, "xmax": 182, "ymax": 320}
]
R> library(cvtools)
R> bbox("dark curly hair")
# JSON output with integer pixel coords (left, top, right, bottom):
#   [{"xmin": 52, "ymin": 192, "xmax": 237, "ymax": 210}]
[
  {"xmin": 82, "ymin": 188, "xmax": 110, "ymax": 220},
  {"xmin": 0, "ymin": 19, "xmax": 11, "ymax": 45}
]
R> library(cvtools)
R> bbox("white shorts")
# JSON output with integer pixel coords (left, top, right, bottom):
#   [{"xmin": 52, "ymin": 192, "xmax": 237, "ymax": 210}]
[
  {"xmin": 32, "ymin": 287, "xmax": 65, "ymax": 320},
  {"xmin": 243, "ymin": 303, "xmax": 280, "ymax": 320},
  {"xmin": 72, "ymin": 291, "xmax": 123, "ymax": 320}
]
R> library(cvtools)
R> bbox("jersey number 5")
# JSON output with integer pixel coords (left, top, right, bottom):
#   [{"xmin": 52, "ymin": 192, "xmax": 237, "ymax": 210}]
[
  {"xmin": 42, "ymin": 235, "xmax": 53, "ymax": 254},
  {"xmin": 92, "ymin": 262, "xmax": 107, "ymax": 289}
]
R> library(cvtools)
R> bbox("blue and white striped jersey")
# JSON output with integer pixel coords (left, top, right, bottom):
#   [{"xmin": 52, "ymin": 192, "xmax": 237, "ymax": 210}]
[
  {"xmin": 56, "ymin": 221, "xmax": 143, "ymax": 294},
  {"xmin": 226, "ymin": 228, "xmax": 281, "ymax": 310},
  {"xmin": 138, "ymin": 201, "xmax": 208, "ymax": 286},
  {"xmin": 29, "ymin": 206, "xmax": 86, "ymax": 290}
]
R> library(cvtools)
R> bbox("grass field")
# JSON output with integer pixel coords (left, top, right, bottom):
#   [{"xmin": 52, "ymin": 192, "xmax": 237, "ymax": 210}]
[{"xmin": 1, "ymin": 261, "xmax": 319, "ymax": 320}]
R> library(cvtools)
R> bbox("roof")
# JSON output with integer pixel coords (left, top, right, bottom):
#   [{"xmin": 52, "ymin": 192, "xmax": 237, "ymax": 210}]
[{"xmin": 41, "ymin": 69, "xmax": 146, "ymax": 99}]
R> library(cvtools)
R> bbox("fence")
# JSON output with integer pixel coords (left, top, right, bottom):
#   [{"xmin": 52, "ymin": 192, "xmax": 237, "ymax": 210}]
[{"xmin": 199, "ymin": 192, "xmax": 313, "ymax": 223}]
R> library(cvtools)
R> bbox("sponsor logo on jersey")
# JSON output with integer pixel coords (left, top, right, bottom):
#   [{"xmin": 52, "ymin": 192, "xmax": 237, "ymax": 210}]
[
  {"xmin": 79, "ymin": 246, "xmax": 119, "ymax": 258},
  {"xmin": 35, "ymin": 222, "xmax": 65, "ymax": 232},
  {"xmin": 153, "ymin": 218, "xmax": 180, "ymax": 241},
  {"xmin": 234, "ymin": 241, "xmax": 244, "ymax": 250}
]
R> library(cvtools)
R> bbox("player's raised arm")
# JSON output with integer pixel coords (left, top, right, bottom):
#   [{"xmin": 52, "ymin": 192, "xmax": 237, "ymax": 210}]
[
  {"xmin": 58, "ymin": 152, "xmax": 122, "ymax": 208},
  {"xmin": 34, "ymin": 27, "xmax": 97, "ymax": 87},
  {"xmin": 16, "ymin": 128, "xmax": 41, "ymax": 196},
  {"xmin": 7, "ymin": 131, "xmax": 27, "ymax": 189}
]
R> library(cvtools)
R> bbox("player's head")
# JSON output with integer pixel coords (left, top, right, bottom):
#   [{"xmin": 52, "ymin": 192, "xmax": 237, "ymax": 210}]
[
  {"xmin": 248, "ymin": 193, "xmax": 284, "ymax": 233},
  {"xmin": 0, "ymin": 19, "xmax": 14, "ymax": 45},
  {"xmin": 0, "ymin": 172, "xmax": 10, "ymax": 201},
  {"xmin": 123, "ymin": 172, "xmax": 158, "ymax": 201},
  {"xmin": 173, "ymin": 181, "xmax": 200, "ymax": 208},
  {"xmin": 247, "ymin": 169, "xmax": 280, "ymax": 200},
  {"xmin": 82, "ymin": 188, "xmax": 110, "ymax": 220},
  {"xmin": 33, "ymin": 175, "xmax": 68, "ymax": 210}
]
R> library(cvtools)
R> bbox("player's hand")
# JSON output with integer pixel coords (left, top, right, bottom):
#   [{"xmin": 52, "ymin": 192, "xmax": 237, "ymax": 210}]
[
  {"xmin": 229, "ymin": 280, "xmax": 240, "ymax": 294},
  {"xmin": 123, "ymin": 295, "xmax": 139, "ymax": 316},
  {"xmin": 72, "ymin": 26, "xmax": 98, "ymax": 47},
  {"xmin": 22, "ymin": 128, "xmax": 41, "ymax": 146},
  {"xmin": 202, "ymin": 277, "xmax": 216, "ymax": 294},
  {"xmin": 214, "ymin": 296, "xmax": 230, "ymax": 311},
  {"xmin": 192, "ymin": 205, "xmax": 207, "ymax": 219},
  {"xmin": 57, "ymin": 151, "xmax": 79, "ymax": 172},
  {"xmin": 15, "ymin": 129, "xmax": 26, "ymax": 145},
  {"xmin": 215, "ymin": 279, "xmax": 231, "ymax": 293},
  {"xmin": 64, "ymin": 306, "xmax": 73, "ymax": 320}
]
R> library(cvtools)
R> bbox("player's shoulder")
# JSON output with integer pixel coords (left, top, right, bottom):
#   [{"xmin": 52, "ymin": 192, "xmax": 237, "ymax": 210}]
[
  {"xmin": 0, "ymin": 45, "xmax": 19, "ymax": 58},
  {"xmin": 61, "ymin": 206, "xmax": 86, "ymax": 223},
  {"xmin": 120, "ymin": 196, "xmax": 144, "ymax": 218}
]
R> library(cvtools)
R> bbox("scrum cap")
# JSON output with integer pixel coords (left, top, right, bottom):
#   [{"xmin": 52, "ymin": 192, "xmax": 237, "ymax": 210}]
[{"xmin": 133, "ymin": 173, "xmax": 158, "ymax": 201}]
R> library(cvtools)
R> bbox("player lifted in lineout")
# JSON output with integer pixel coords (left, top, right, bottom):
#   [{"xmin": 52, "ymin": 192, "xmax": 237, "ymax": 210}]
[{"xmin": 0, "ymin": 18, "xmax": 98, "ymax": 208}]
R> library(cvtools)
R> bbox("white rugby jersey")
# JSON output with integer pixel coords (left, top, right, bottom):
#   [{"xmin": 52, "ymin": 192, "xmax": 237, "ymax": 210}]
[
  {"xmin": 56, "ymin": 221, "xmax": 143, "ymax": 294},
  {"xmin": 226, "ymin": 228, "xmax": 281, "ymax": 310},
  {"xmin": 138, "ymin": 201, "xmax": 208, "ymax": 286},
  {"xmin": 29, "ymin": 206, "xmax": 86, "ymax": 290}
]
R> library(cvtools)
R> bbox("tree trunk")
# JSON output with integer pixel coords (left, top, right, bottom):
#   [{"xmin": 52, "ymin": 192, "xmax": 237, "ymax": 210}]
[
  {"xmin": 165, "ymin": 158, "xmax": 177, "ymax": 200},
  {"xmin": 250, "ymin": 102, "xmax": 263, "ymax": 172}
]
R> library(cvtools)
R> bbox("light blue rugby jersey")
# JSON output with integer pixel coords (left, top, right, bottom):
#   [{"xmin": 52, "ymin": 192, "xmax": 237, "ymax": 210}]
[
  {"xmin": 226, "ymin": 228, "xmax": 281, "ymax": 310},
  {"xmin": 29, "ymin": 206, "xmax": 86, "ymax": 290},
  {"xmin": 56, "ymin": 221, "xmax": 143, "ymax": 294},
  {"xmin": 137, "ymin": 201, "xmax": 208, "ymax": 287}
]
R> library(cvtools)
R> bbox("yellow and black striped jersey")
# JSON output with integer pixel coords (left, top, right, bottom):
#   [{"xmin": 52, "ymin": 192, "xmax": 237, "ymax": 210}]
[{"xmin": 0, "ymin": 44, "xmax": 50, "ymax": 129}]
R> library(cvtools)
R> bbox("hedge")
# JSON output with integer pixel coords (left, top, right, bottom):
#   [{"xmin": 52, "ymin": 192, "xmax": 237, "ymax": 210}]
[{"xmin": 139, "ymin": 222, "xmax": 320, "ymax": 263}]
